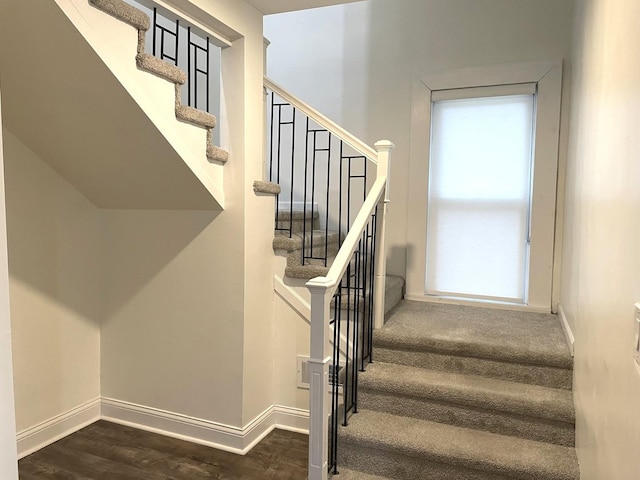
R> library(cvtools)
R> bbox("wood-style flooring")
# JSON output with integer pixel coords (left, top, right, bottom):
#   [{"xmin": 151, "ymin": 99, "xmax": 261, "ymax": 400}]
[{"xmin": 19, "ymin": 420, "xmax": 308, "ymax": 479}]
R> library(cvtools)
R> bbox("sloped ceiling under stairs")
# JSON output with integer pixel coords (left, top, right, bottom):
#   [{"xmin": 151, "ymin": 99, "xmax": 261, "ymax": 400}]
[{"xmin": 0, "ymin": 0, "xmax": 220, "ymax": 210}]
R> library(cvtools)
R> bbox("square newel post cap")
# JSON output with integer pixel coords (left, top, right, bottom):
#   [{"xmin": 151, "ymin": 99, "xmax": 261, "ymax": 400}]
[
  {"xmin": 374, "ymin": 140, "xmax": 395, "ymax": 153},
  {"xmin": 306, "ymin": 277, "xmax": 336, "ymax": 295}
]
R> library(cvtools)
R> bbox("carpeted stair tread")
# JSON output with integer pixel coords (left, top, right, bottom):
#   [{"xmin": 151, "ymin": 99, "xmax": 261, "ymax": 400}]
[
  {"xmin": 277, "ymin": 209, "xmax": 321, "ymax": 221},
  {"xmin": 175, "ymin": 105, "xmax": 217, "ymax": 128},
  {"xmin": 207, "ymin": 143, "xmax": 229, "ymax": 163},
  {"xmin": 89, "ymin": 0, "xmax": 150, "ymax": 30},
  {"xmin": 360, "ymin": 362, "xmax": 574, "ymax": 424},
  {"xmin": 253, "ymin": 180, "xmax": 280, "ymax": 195},
  {"xmin": 375, "ymin": 345, "xmax": 573, "ymax": 390},
  {"xmin": 273, "ymin": 230, "xmax": 341, "ymax": 252},
  {"xmin": 336, "ymin": 468, "xmax": 393, "ymax": 480},
  {"xmin": 285, "ymin": 264, "xmax": 329, "ymax": 279},
  {"xmin": 136, "ymin": 53, "xmax": 186, "ymax": 84},
  {"xmin": 376, "ymin": 301, "xmax": 572, "ymax": 369},
  {"xmin": 340, "ymin": 410, "xmax": 579, "ymax": 480}
]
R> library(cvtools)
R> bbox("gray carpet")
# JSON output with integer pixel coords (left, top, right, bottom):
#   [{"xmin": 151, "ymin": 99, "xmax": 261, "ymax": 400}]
[{"xmin": 338, "ymin": 300, "xmax": 579, "ymax": 479}]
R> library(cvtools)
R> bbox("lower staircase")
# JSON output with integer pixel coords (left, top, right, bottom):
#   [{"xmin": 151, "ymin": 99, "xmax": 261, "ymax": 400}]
[{"xmin": 337, "ymin": 301, "xmax": 579, "ymax": 480}]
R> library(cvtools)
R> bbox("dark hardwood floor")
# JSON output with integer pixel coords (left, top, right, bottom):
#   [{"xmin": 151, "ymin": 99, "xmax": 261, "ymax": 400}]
[{"xmin": 19, "ymin": 420, "xmax": 308, "ymax": 479}]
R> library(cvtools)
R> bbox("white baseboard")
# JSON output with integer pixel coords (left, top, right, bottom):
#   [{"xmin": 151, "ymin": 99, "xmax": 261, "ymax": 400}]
[
  {"xmin": 17, "ymin": 397, "xmax": 101, "ymax": 459},
  {"xmin": 403, "ymin": 294, "xmax": 550, "ymax": 313},
  {"xmin": 17, "ymin": 398, "xmax": 309, "ymax": 458},
  {"xmin": 558, "ymin": 304, "xmax": 575, "ymax": 356},
  {"xmin": 273, "ymin": 405, "xmax": 309, "ymax": 434},
  {"xmin": 101, "ymin": 397, "xmax": 277, "ymax": 455}
]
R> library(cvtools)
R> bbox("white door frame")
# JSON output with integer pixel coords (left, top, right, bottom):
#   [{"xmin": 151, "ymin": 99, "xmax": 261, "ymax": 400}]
[{"xmin": 406, "ymin": 61, "xmax": 563, "ymax": 312}]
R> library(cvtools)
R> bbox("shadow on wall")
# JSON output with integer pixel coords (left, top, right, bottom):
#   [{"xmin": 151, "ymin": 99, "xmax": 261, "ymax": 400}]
[
  {"xmin": 3, "ymin": 127, "xmax": 218, "ymax": 324},
  {"xmin": 100, "ymin": 209, "xmax": 219, "ymax": 321}
]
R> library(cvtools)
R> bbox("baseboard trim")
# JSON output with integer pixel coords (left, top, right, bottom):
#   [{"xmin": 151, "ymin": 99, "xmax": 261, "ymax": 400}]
[
  {"xmin": 16, "ymin": 397, "xmax": 101, "ymax": 459},
  {"xmin": 273, "ymin": 405, "xmax": 309, "ymax": 434},
  {"xmin": 558, "ymin": 304, "xmax": 575, "ymax": 356},
  {"xmin": 18, "ymin": 399, "xmax": 308, "ymax": 458},
  {"xmin": 102, "ymin": 397, "xmax": 277, "ymax": 455},
  {"xmin": 403, "ymin": 294, "xmax": 551, "ymax": 313}
]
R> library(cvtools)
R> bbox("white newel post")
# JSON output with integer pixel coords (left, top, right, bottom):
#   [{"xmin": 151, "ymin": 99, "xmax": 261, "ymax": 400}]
[
  {"xmin": 373, "ymin": 140, "xmax": 395, "ymax": 330},
  {"xmin": 306, "ymin": 277, "xmax": 334, "ymax": 480}
]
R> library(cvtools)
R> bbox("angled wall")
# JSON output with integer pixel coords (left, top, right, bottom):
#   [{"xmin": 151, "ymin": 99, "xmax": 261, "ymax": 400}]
[{"xmin": 3, "ymin": 129, "xmax": 103, "ymax": 457}]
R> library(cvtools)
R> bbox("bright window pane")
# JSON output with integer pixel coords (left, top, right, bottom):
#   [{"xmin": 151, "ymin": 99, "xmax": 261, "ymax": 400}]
[{"xmin": 426, "ymin": 94, "xmax": 534, "ymax": 302}]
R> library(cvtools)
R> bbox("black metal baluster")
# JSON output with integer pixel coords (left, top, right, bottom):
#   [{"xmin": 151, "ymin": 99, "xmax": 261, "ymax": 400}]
[
  {"xmin": 187, "ymin": 26, "xmax": 191, "ymax": 108},
  {"xmin": 186, "ymin": 27, "xmax": 210, "ymax": 111},
  {"xmin": 352, "ymin": 243, "xmax": 362, "ymax": 413},
  {"xmin": 309, "ymin": 131, "xmax": 318, "ymax": 265},
  {"xmin": 369, "ymin": 209, "xmax": 378, "ymax": 363},
  {"xmin": 360, "ymin": 228, "xmax": 369, "ymax": 372},
  {"xmin": 269, "ymin": 92, "xmax": 276, "ymax": 184},
  {"xmin": 152, "ymin": 8, "xmax": 157, "ymax": 56},
  {"xmin": 303, "ymin": 118, "xmax": 310, "ymax": 259},
  {"xmin": 339, "ymin": 146, "xmax": 344, "ymax": 251},
  {"xmin": 289, "ymin": 108, "xmax": 296, "ymax": 239},
  {"xmin": 153, "ymin": 9, "xmax": 179, "ymax": 66},
  {"xmin": 324, "ymin": 134, "xmax": 332, "ymax": 267},
  {"xmin": 343, "ymin": 265, "xmax": 351, "ymax": 427},
  {"xmin": 330, "ymin": 287, "xmax": 342, "ymax": 475}
]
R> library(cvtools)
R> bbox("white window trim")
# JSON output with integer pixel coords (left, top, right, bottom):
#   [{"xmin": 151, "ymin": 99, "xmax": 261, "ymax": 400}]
[{"xmin": 406, "ymin": 61, "xmax": 563, "ymax": 312}]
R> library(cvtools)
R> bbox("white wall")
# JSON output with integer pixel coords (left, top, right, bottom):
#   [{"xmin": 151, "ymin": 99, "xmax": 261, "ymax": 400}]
[
  {"xmin": 100, "ymin": 0, "xmax": 276, "ymax": 433},
  {"xmin": 265, "ymin": 0, "xmax": 575, "ymax": 279},
  {"xmin": 2, "ymin": 0, "xmax": 278, "ymax": 456},
  {"xmin": 100, "ymin": 209, "xmax": 246, "ymax": 424},
  {"xmin": 0, "ymin": 89, "xmax": 19, "ymax": 480},
  {"xmin": 3, "ymin": 129, "xmax": 102, "ymax": 434},
  {"xmin": 561, "ymin": 0, "xmax": 640, "ymax": 478}
]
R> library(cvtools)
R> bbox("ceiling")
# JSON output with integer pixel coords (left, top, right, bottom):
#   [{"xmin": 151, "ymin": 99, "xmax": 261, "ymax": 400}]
[{"xmin": 245, "ymin": 0, "xmax": 365, "ymax": 15}]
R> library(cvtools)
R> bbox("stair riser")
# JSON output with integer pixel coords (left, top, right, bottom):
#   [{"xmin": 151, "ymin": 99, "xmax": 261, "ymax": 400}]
[
  {"xmin": 359, "ymin": 391, "xmax": 575, "ymax": 447},
  {"xmin": 275, "ymin": 217, "xmax": 319, "ymax": 234},
  {"xmin": 374, "ymin": 347, "xmax": 573, "ymax": 390},
  {"xmin": 286, "ymin": 243, "xmax": 340, "ymax": 266},
  {"xmin": 338, "ymin": 442, "xmax": 514, "ymax": 480}
]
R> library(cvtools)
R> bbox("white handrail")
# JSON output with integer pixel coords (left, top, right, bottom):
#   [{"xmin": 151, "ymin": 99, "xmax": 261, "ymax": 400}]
[
  {"xmin": 264, "ymin": 76, "xmax": 379, "ymax": 163},
  {"xmin": 307, "ymin": 176, "xmax": 386, "ymax": 296}
]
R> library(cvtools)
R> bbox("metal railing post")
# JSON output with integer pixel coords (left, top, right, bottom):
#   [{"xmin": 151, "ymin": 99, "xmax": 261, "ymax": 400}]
[
  {"xmin": 306, "ymin": 278, "xmax": 334, "ymax": 480},
  {"xmin": 373, "ymin": 140, "xmax": 395, "ymax": 330}
]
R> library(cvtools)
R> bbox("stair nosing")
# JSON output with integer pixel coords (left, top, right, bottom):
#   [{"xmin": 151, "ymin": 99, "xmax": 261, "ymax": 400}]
[
  {"xmin": 360, "ymin": 361, "xmax": 575, "ymax": 424},
  {"xmin": 373, "ymin": 333, "xmax": 574, "ymax": 370},
  {"xmin": 136, "ymin": 53, "xmax": 187, "ymax": 85},
  {"xmin": 340, "ymin": 409, "xmax": 579, "ymax": 480},
  {"xmin": 89, "ymin": 0, "xmax": 150, "ymax": 31},
  {"xmin": 175, "ymin": 105, "xmax": 217, "ymax": 128}
]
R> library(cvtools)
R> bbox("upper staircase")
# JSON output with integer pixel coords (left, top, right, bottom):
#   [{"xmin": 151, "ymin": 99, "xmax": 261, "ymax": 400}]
[{"xmin": 0, "ymin": 0, "xmax": 227, "ymax": 210}]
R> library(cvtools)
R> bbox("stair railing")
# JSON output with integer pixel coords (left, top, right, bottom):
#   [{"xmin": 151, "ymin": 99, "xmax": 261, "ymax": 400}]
[
  {"xmin": 264, "ymin": 77, "xmax": 380, "ymax": 270},
  {"xmin": 307, "ymin": 143, "xmax": 393, "ymax": 480},
  {"xmin": 125, "ymin": 0, "xmax": 222, "ymax": 116},
  {"xmin": 263, "ymin": 76, "xmax": 393, "ymax": 479}
]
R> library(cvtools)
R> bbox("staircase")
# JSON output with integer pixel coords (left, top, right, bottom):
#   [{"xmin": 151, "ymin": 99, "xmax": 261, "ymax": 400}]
[
  {"xmin": 88, "ymin": 0, "xmax": 228, "ymax": 162},
  {"xmin": 337, "ymin": 301, "xmax": 579, "ymax": 480}
]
